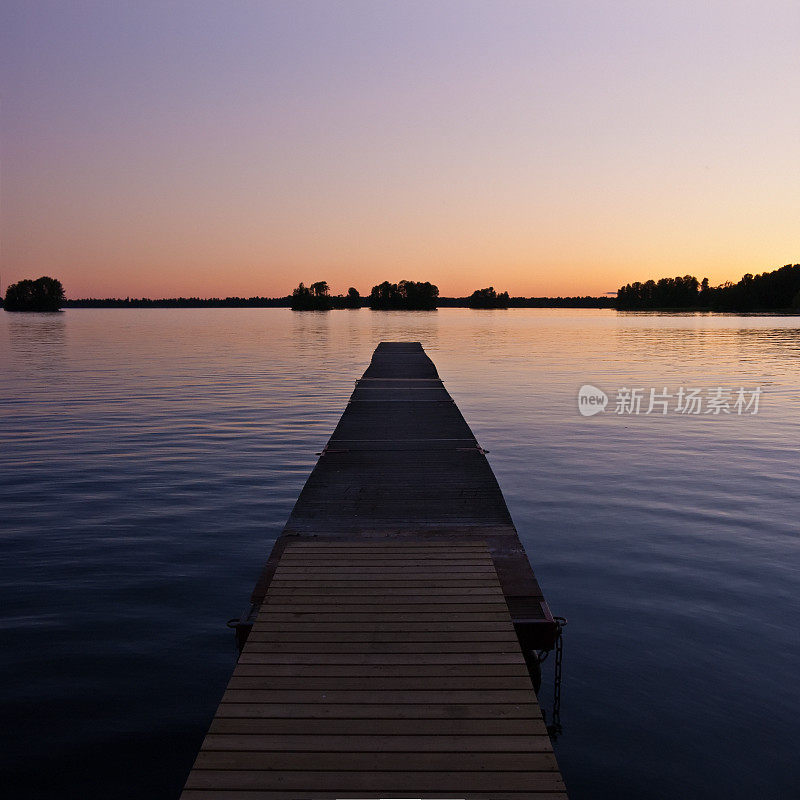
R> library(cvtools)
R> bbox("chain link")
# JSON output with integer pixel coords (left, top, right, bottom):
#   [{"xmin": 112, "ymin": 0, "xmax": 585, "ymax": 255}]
[{"xmin": 546, "ymin": 616, "xmax": 567, "ymax": 740}]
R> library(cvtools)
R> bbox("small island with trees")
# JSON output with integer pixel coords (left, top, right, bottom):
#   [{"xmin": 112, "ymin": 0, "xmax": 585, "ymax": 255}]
[
  {"xmin": 468, "ymin": 287, "xmax": 510, "ymax": 309},
  {"xmin": 290, "ymin": 279, "xmax": 440, "ymax": 310},
  {"xmin": 2, "ymin": 277, "xmax": 65, "ymax": 312},
  {"xmin": 368, "ymin": 280, "xmax": 438, "ymax": 310},
  {"xmin": 290, "ymin": 282, "xmax": 361, "ymax": 310}
]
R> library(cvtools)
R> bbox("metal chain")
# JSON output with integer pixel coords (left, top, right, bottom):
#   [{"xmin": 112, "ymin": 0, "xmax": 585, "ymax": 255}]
[{"xmin": 547, "ymin": 616, "xmax": 567, "ymax": 740}]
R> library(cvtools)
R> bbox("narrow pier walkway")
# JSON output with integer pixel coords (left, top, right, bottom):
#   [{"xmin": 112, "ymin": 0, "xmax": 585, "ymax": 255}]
[
  {"xmin": 182, "ymin": 343, "xmax": 566, "ymax": 799},
  {"xmin": 252, "ymin": 342, "xmax": 558, "ymax": 648}
]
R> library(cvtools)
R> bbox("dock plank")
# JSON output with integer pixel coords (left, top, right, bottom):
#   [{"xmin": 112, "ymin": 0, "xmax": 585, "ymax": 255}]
[
  {"xmin": 182, "ymin": 794, "xmax": 567, "ymax": 800},
  {"xmin": 192, "ymin": 751, "xmax": 560, "ymax": 771},
  {"xmin": 200, "ymin": 733, "xmax": 555, "ymax": 751},
  {"xmin": 206, "ymin": 717, "xmax": 551, "ymax": 736},
  {"xmin": 185, "ymin": 770, "xmax": 566, "ymax": 792}
]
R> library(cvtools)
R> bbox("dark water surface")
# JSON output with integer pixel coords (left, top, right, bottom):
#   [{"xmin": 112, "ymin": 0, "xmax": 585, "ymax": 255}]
[{"xmin": 1, "ymin": 308, "xmax": 798, "ymax": 799}]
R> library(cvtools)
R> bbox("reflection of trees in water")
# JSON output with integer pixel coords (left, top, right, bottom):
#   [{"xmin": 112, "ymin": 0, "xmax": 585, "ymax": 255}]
[
  {"xmin": 613, "ymin": 321, "xmax": 800, "ymax": 368},
  {"xmin": 290, "ymin": 305, "xmax": 334, "ymax": 359},
  {"xmin": 290, "ymin": 308, "xmax": 442, "ymax": 362},
  {"xmin": 738, "ymin": 326, "xmax": 800, "ymax": 358},
  {"xmin": 367, "ymin": 310, "xmax": 440, "ymax": 352},
  {"xmin": 6, "ymin": 313, "xmax": 66, "ymax": 367}
]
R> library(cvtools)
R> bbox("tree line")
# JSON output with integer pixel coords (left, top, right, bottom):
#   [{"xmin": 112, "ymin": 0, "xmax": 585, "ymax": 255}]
[
  {"xmin": 0, "ymin": 275, "xmax": 615, "ymax": 312},
  {"xmin": 289, "ymin": 281, "xmax": 613, "ymax": 310},
  {"xmin": 7, "ymin": 269, "xmax": 799, "ymax": 313},
  {"xmin": 617, "ymin": 265, "xmax": 800, "ymax": 311},
  {"xmin": 63, "ymin": 296, "xmax": 292, "ymax": 308},
  {"xmin": 291, "ymin": 280, "xmax": 441, "ymax": 310}
]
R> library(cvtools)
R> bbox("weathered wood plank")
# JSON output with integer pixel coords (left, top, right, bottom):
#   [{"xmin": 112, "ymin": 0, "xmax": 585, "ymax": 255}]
[
  {"xmin": 231, "ymin": 663, "xmax": 532, "ymax": 677},
  {"xmin": 182, "ymin": 792, "xmax": 568, "ymax": 800},
  {"xmin": 263, "ymin": 586, "xmax": 504, "ymax": 596},
  {"xmin": 213, "ymin": 702, "xmax": 543, "ymax": 719},
  {"xmin": 247, "ymin": 621, "xmax": 518, "ymax": 632},
  {"xmin": 226, "ymin": 676, "xmax": 534, "ymax": 690},
  {"xmin": 241, "ymin": 641, "xmax": 523, "ymax": 653},
  {"xmin": 192, "ymin": 750, "xmax": 559, "ymax": 771},
  {"xmin": 236, "ymin": 652, "xmax": 526, "ymax": 665},
  {"xmin": 254, "ymin": 613, "xmax": 513, "ymax": 622},
  {"xmin": 245, "ymin": 630, "xmax": 520, "ymax": 642},
  {"xmin": 272, "ymin": 566, "xmax": 500, "ymax": 574},
  {"xmin": 199, "ymin": 733, "xmax": 554, "ymax": 752},
  {"xmin": 220, "ymin": 689, "xmax": 537, "ymax": 704},
  {"xmin": 267, "ymin": 578, "xmax": 504, "ymax": 587},
  {"xmin": 206, "ymin": 717, "xmax": 551, "ymax": 736},
  {"xmin": 184, "ymin": 770, "xmax": 566, "ymax": 792},
  {"xmin": 260, "ymin": 602, "xmax": 511, "ymax": 613}
]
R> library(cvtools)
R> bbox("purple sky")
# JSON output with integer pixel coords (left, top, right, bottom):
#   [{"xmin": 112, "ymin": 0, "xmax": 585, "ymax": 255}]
[{"xmin": 2, "ymin": 1, "xmax": 798, "ymax": 297}]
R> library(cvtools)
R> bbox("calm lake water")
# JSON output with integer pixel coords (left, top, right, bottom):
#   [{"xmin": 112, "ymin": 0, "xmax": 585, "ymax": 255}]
[{"xmin": 1, "ymin": 308, "xmax": 798, "ymax": 799}]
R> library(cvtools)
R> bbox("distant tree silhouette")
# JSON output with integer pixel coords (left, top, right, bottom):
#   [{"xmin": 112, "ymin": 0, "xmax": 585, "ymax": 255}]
[
  {"xmin": 369, "ymin": 280, "xmax": 438, "ymax": 310},
  {"xmin": 344, "ymin": 287, "xmax": 361, "ymax": 308},
  {"xmin": 468, "ymin": 287, "xmax": 510, "ymax": 309},
  {"xmin": 699, "ymin": 277, "xmax": 710, "ymax": 307},
  {"xmin": 60, "ymin": 293, "xmax": 614, "ymax": 309},
  {"xmin": 616, "ymin": 275, "xmax": 699, "ymax": 309},
  {"xmin": 3, "ymin": 276, "xmax": 65, "ymax": 312},
  {"xmin": 439, "ymin": 295, "xmax": 613, "ymax": 309},
  {"xmin": 617, "ymin": 265, "xmax": 800, "ymax": 311},
  {"xmin": 62, "ymin": 295, "xmax": 293, "ymax": 308},
  {"xmin": 291, "ymin": 281, "xmax": 332, "ymax": 310},
  {"xmin": 710, "ymin": 265, "xmax": 800, "ymax": 311}
]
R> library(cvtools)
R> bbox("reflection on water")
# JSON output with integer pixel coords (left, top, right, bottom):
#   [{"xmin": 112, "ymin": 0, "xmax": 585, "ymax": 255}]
[
  {"xmin": 0, "ymin": 308, "xmax": 799, "ymax": 799},
  {"xmin": 6, "ymin": 313, "xmax": 66, "ymax": 363}
]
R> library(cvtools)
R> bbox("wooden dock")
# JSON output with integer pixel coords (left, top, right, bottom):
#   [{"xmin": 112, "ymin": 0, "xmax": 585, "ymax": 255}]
[{"xmin": 181, "ymin": 342, "xmax": 566, "ymax": 799}]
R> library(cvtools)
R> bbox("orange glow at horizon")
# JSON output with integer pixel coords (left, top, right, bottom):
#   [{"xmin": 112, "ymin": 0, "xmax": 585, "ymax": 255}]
[{"xmin": 2, "ymin": 2, "xmax": 797, "ymax": 300}]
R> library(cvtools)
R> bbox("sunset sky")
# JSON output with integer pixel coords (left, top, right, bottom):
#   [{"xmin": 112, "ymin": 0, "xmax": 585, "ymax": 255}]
[{"xmin": 1, "ymin": 1, "xmax": 798, "ymax": 299}]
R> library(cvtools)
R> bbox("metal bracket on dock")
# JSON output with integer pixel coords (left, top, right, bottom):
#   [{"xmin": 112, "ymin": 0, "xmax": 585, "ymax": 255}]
[
  {"xmin": 227, "ymin": 604, "xmax": 258, "ymax": 654},
  {"xmin": 316, "ymin": 445, "xmax": 350, "ymax": 456}
]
